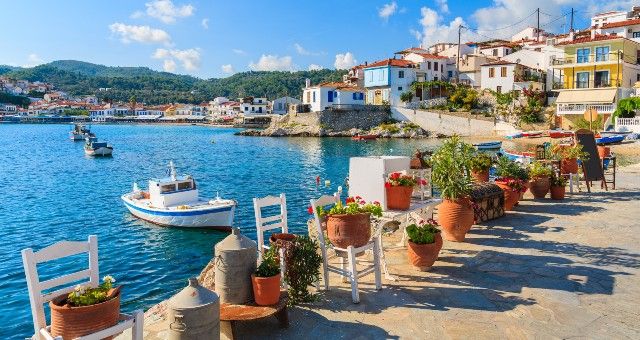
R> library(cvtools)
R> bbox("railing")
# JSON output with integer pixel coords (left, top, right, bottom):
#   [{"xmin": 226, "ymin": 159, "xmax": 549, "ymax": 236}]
[
  {"xmin": 553, "ymin": 80, "xmax": 619, "ymax": 89},
  {"xmin": 556, "ymin": 103, "xmax": 615, "ymax": 115},
  {"xmin": 615, "ymin": 117, "xmax": 640, "ymax": 133},
  {"xmin": 552, "ymin": 52, "xmax": 639, "ymax": 66}
]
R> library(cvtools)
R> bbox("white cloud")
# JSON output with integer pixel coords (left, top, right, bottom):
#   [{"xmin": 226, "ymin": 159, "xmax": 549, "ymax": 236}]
[
  {"xmin": 201, "ymin": 18, "xmax": 209, "ymax": 29},
  {"xmin": 145, "ymin": 0, "xmax": 194, "ymax": 24},
  {"xmin": 334, "ymin": 52, "xmax": 357, "ymax": 70},
  {"xmin": 23, "ymin": 53, "xmax": 43, "ymax": 67},
  {"xmin": 163, "ymin": 59, "xmax": 177, "ymax": 72},
  {"xmin": 293, "ymin": 43, "xmax": 324, "ymax": 56},
  {"xmin": 379, "ymin": 2, "xmax": 398, "ymax": 20},
  {"xmin": 249, "ymin": 55, "xmax": 296, "ymax": 71},
  {"xmin": 308, "ymin": 64, "xmax": 323, "ymax": 71},
  {"xmin": 413, "ymin": 7, "xmax": 466, "ymax": 48},
  {"xmin": 232, "ymin": 49, "xmax": 247, "ymax": 55},
  {"xmin": 130, "ymin": 11, "xmax": 144, "ymax": 19},
  {"xmin": 435, "ymin": 0, "xmax": 449, "ymax": 14},
  {"xmin": 153, "ymin": 48, "xmax": 201, "ymax": 71},
  {"xmin": 221, "ymin": 64, "xmax": 234, "ymax": 74},
  {"xmin": 109, "ymin": 23, "xmax": 172, "ymax": 45}
]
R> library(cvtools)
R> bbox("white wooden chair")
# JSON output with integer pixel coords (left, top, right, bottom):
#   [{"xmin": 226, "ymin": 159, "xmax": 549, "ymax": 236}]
[
  {"xmin": 310, "ymin": 194, "xmax": 382, "ymax": 304},
  {"xmin": 253, "ymin": 193, "xmax": 289, "ymax": 286},
  {"xmin": 21, "ymin": 235, "xmax": 143, "ymax": 340}
]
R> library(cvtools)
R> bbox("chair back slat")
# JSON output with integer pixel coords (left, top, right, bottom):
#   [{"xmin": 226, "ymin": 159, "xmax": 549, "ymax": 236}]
[
  {"xmin": 259, "ymin": 215, "xmax": 282, "ymax": 225},
  {"xmin": 33, "ymin": 241, "xmax": 90, "ymax": 263},
  {"xmin": 253, "ymin": 193, "xmax": 288, "ymax": 259},
  {"xmin": 39, "ymin": 268, "xmax": 92, "ymax": 291},
  {"xmin": 310, "ymin": 193, "xmax": 341, "ymax": 246}
]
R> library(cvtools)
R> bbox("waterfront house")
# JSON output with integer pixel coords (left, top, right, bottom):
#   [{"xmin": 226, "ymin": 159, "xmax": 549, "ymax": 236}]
[
  {"xmin": 343, "ymin": 64, "xmax": 367, "ymax": 88},
  {"xmin": 455, "ymin": 54, "xmax": 498, "ymax": 88},
  {"xmin": 271, "ymin": 96, "xmax": 301, "ymax": 114},
  {"xmin": 502, "ymin": 47, "xmax": 563, "ymax": 93},
  {"xmin": 551, "ymin": 33, "xmax": 640, "ymax": 125},
  {"xmin": 89, "ymin": 105, "xmax": 115, "ymax": 122},
  {"xmin": 399, "ymin": 51, "xmax": 450, "ymax": 82},
  {"xmin": 240, "ymin": 97, "xmax": 269, "ymax": 116},
  {"xmin": 0, "ymin": 103, "xmax": 18, "ymax": 115},
  {"xmin": 302, "ymin": 81, "xmax": 365, "ymax": 112},
  {"xmin": 363, "ymin": 58, "xmax": 416, "ymax": 106},
  {"xmin": 480, "ymin": 60, "xmax": 546, "ymax": 93}
]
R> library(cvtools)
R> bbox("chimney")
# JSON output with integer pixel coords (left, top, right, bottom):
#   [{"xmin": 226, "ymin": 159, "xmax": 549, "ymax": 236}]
[
  {"xmin": 569, "ymin": 30, "xmax": 575, "ymax": 41},
  {"xmin": 591, "ymin": 29, "xmax": 596, "ymax": 39},
  {"xmin": 364, "ymin": 61, "xmax": 368, "ymax": 66},
  {"xmin": 305, "ymin": 78, "xmax": 311, "ymax": 88}
]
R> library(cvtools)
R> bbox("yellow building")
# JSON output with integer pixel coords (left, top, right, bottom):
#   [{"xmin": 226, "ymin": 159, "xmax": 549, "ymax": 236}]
[{"xmin": 552, "ymin": 34, "xmax": 640, "ymax": 125}]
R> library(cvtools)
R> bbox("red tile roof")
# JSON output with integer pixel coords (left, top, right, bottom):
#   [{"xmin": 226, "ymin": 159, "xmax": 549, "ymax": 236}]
[
  {"xmin": 556, "ymin": 34, "xmax": 621, "ymax": 46},
  {"xmin": 412, "ymin": 52, "xmax": 449, "ymax": 60},
  {"xmin": 481, "ymin": 60, "xmax": 516, "ymax": 66},
  {"xmin": 316, "ymin": 81, "xmax": 363, "ymax": 91},
  {"xmin": 602, "ymin": 18, "xmax": 640, "ymax": 29},
  {"xmin": 364, "ymin": 58, "xmax": 415, "ymax": 68}
]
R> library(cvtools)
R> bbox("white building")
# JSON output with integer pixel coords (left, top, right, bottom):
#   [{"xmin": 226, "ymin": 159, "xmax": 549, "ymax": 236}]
[
  {"xmin": 0, "ymin": 103, "xmax": 18, "ymax": 115},
  {"xmin": 89, "ymin": 107, "xmax": 115, "ymax": 122},
  {"xmin": 240, "ymin": 97, "xmax": 269, "ymax": 115},
  {"xmin": 302, "ymin": 81, "xmax": 365, "ymax": 112},
  {"xmin": 591, "ymin": 10, "xmax": 630, "ymax": 28},
  {"xmin": 401, "ymin": 52, "xmax": 450, "ymax": 82},
  {"xmin": 502, "ymin": 46, "xmax": 563, "ymax": 91},
  {"xmin": 363, "ymin": 58, "xmax": 416, "ymax": 106},
  {"xmin": 479, "ymin": 43, "xmax": 514, "ymax": 58},
  {"xmin": 271, "ymin": 96, "xmax": 301, "ymax": 114},
  {"xmin": 511, "ymin": 27, "xmax": 549, "ymax": 43},
  {"xmin": 456, "ymin": 54, "xmax": 499, "ymax": 88},
  {"xmin": 480, "ymin": 60, "xmax": 545, "ymax": 93}
]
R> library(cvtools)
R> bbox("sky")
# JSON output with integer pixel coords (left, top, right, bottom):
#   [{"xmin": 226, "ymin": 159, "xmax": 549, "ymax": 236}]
[{"xmin": 0, "ymin": 0, "xmax": 636, "ymax": 79}]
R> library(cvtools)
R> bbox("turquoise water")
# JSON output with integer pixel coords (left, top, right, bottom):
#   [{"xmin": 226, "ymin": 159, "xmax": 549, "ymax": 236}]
[{"xmin": 0, "ymin": 124, "xmax": 446, "ymax": 337}]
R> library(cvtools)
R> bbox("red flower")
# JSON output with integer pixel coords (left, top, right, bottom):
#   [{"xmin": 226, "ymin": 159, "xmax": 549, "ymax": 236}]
[
  {"xmin": 346, "ymin": 197, "xmax": 355, "ymax": 204},
  {"xmin": 373, "ymin": 201, "xmax": 380, "ymax": 206},
  {"xmin": 355, "ymin": 196, "xmax": 362, "ymax": 200},
  {"xmin": 390, "ymin": 172, "xmax": 401, "ymax": 180},
  {"xmin": 420, "ymin": 179, "xmax": 428, "ymax": 186},
  {"xmin": 384, "ymin": 182, "xmax": 391, "ymax": 189},
  {"xmin": 307, "ymin": 206, "xmax": 313, "ymax": 214}
]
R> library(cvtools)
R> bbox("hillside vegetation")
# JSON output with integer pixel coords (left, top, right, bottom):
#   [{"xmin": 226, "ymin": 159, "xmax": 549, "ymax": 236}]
[{"xmin": 0, "ymin": 60, "xmax": 347, "ymax": 104}]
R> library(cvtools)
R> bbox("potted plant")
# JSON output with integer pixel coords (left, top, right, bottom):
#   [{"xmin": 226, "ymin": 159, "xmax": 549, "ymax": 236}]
[
  {"xmin": 528, "ymin": 161, "xmax": 553, "ymax": 199},
  {"xmin": 552, "ymin": 144, "xmax": 588, "ymax": 174},
  {"xmin": 316, "ymin": 197, "xmax": 382, "ymax": 248},
  {"xmin": 385, "ymin": 172, "xmax": 422, "ymax": 210},
  {"xmin": 406, "ymin": 219, "xmax": 443, "ymax": 271},
  {"xmin": 281, "ymin": 235, "xmax": 323, "ymax": 305},
  {"xmin": 252, "ymin": 247, "xmax": 281, "ymax": 305},
  {"xmin": 470, "ymin": 153, "xmax": 492, "ymax": 182},
  {"xmin": 430, "ymin": 136, "xmax": 475, "ymax": 242},
  {"xmin": 494, "ymin": 157, "xmax": 528, "ymax": 211},
  {"xmin": 49, "ymin": 276, "xmax": 120, "ymax": 339},
  {"xmin": 550, "ymin": 174, "xmax": 567, "ymax": 200},
  {"xmin": 597, "ymin": 145, "xmax": 611, "ymax": 159}
]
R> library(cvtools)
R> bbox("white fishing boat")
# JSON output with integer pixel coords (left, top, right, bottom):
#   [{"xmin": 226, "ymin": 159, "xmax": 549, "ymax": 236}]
[
  {"xmin": 84, "ymin": 136, "xmax": 113, "ymax": 156},
  {"xmin": 121, "ymin": 161, "xmax": 236, "ymax": 228},
  {"xmin": 70, "ymin": 123, "xmax": 90, "ymax": 141}
]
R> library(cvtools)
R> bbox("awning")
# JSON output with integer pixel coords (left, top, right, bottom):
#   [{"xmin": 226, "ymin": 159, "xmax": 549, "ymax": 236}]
[{"xmin": 556, "ymin": 88, "xmax": 617, "ymax": 104}]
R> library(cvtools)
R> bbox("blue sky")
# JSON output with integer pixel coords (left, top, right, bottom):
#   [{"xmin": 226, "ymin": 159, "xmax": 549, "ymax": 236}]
[{"xmin": 0, "ymin": 0, "xmax": 635, "ymax": 79}]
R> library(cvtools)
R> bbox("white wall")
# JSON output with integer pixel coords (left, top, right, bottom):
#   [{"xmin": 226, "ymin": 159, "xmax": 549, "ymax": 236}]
[
  {"xmin": 388, "ymin": 67, "xmax": 416, "ymax": 106},
  {"xmin": 480, "ymin": 47, "xmax": 512, "ymax": 58},
  {"xmin": 272, "ymin": 96, "xmax": 301, "ymax": 114},
  {"xmin": 481, "ymin": 64, "xmax": 516, "ymax": 92}
]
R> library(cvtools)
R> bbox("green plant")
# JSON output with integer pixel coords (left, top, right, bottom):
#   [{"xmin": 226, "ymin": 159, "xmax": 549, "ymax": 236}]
[
  {"xmin": 448, "ymin": 85, "xmax": 478, "ymax": 111},
  {"xmin": 430, "ymin": 136, "xmax": 475, "ymax": 200},
  {"xmin": 495, "ymin": 156, "xmax": 529, "ymax": 181},
  {"xmin": 550, "ymin": 174, "xmax": 567, "ymax": 187},
  {"xmin": 528, "ymin": 161, "xmax": 553, "ymax": 178},
  {"xmin": 400, "ymin": 91, "xmax": 413, "ymax": 103},
  {"xmin": 406, "ymin": 219, "xmax": 441, "ymax": 245},
  {"xmin": 470, "ymin": 153, "xmax": 492, "ymax": 171},
  {"xmin": 551, "ymin": 144, "xmax": 589, "ymax": 161},
  {"xmin": 378, "ymin": 123, "xmax": 400, "ymax": 134},
  {"xmin": 315, "ymin": 197, "xmax": 383, "ymax": 218},
  {"xmin": 67, "ymin": 275, "xmax": 115, "ymax": 307},
  {"xmin": 256, "ymin": 247, "xmax": 280, "ymax": 277},
  {"xmin": 612, "ymin": 97, "xmax": 640, "ymax": 119},
  {"xmin": 573, "ymin": 115, "xmax": 603, "ymax": 131},
  {"xmin": 282, "ymin": 236, "xmax": 322, "ymax": 305}
]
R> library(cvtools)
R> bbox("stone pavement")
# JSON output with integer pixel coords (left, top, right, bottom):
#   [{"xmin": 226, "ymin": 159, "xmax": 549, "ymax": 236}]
[{"xmin": 121, "ymin": 165, "xmax": 640, "ymax": 339}]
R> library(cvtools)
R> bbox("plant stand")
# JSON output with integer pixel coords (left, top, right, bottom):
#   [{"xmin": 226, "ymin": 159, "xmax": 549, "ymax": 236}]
[{"xmin": 220, "ymin": 292, "xmax": 289, "ymax": 340}]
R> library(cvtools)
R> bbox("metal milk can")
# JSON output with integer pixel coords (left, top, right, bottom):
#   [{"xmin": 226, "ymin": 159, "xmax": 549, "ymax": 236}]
[
  {"xmin": 214, "ymin": 227, "xmax": 257, "ymax": 304},
  {"xmin": 167, "ymin": 278, "xmax": 220, "ymax": 340}
]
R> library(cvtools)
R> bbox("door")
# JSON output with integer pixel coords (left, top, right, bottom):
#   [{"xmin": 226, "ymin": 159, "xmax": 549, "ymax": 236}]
[{"xmin": 374, "ymin": 90, "xmax": 382, "ymax": 105}]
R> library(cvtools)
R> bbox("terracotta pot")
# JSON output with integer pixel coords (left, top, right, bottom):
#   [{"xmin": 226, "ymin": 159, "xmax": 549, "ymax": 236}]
[
  {"xmin": 529, "ymin": 177, "xmax": 550, "ymax": 199},
  {"xmin": 495, "ymin": 182, "xmax": 520, "ymax": 211},
  {"xmin": 471, "ymin": 169, "xmax": 490, "ymax": 183},
  {"xmin": 251, "ymin": 274, "xmax": 281, "ymax": 306},
  {"xmin": 561, "ymin": 158, "xmax": 578, "ymax": 174},
  {"xmin": 386, "ymin": 185, "xmax": 413, "ymax": 210},
  {"xmin": 550, "ymin": 185, "xmax": 566, "ymax": 200},
  {"xmin": 326, "ymin": 213, "xmax": 371, "ymax": 248},
  {"xmin": 437, "ymin": 198, "xmax": 474, "ymax": 242},
  {"xmin": 269, "ymin": 233, "xmax": 296, "ymax": 263},
  {"xmin": 50, "ymin": 287, "xmax": 121, "ymax": 339},
  {"xmin": 598, "ymin": 146, "xmax": 611, "ymax": 159},
  {"xmin": 407, "ymin": 233, "xmax": 443, "ymax": 271}
]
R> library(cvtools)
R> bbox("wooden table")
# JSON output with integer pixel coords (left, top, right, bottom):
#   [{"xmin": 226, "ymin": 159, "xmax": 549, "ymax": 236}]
[{"xmin": 220, "ymin": 293, "xmax": 288, "ymax": 340}]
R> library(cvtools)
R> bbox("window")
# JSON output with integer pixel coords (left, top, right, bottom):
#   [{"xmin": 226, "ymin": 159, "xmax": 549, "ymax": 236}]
[
  {"xmin": 312, "ymin": 91, "xmax": 316, "ymax": 103},
  {"xmin": 328, "ymin": 91, "xmax": 334, "ymax": 103},
  {"xmin": 637, "ymin": 74, "xmax": 640, "ymax": 81},
  {"xmin": 359, "ymin": 93, "xmax": 364, "ymax": 100},
  {"xmin": 306, "ymin": 91, "xmax": 310, "ymax": 103},
  {"xmin": 448, "ymin": 71, "xmax": 453, "ymax": 78},
  {"xmin": 177, "ymin": 181, "xmax": 192, "ymax": 191},
  {"xmin": 434, "ymin": 62, "xmax": 439, "ymax": 70},
  {"xmin": 496, "ymin": 86, "xmax": 502, "ymax": 93},
  {"xmin": 434, "ymin": 76, "xmax": 438, "ymax": 81},
  {"xmin": 427, "ymin": 61, "xmax": 431, "ymax": 70},
  {"xmin": 160, "ymin": 184, "xmax": 176, "ymax": 193},
  {"xmin": 501, "ymin": 67, "xmax": 507, "ymax": 77},
  {"xmin": 595, "ymin": 46, "xmax": 610, "ymax": 62},
  {"xmin": 595, "ymin": 70, "xmax": 609, "ymax": 87},
  {"xmin": 352, "ymin": 93, "xmax": 357, "ymax": 100},
  {"xmin": 633, "ymin": 32, "xmax": 640, "ymax": 38},
  {"xmin": 577, "ymin": 48, "xmax": 590, "ymax": 63},
  {"xmin": 399, "ymin": 70, "xmax": 405, "ymax": 78},
  {"xmin": 489, "ymin": 68, "xmax": 495, "ymax": 78},
  {"xmin": 493, "ymin": 49, "xmax": 498, "ymax": 56},
  {"xmin": 576, "ymin": 72, "xmax": 590, "ymax": 88},
  {"xmin": 441, "ymin": 64, "xmax": 443, "ymax": 72},
  {"xmin": 398, "ymin": 87, "xmax": 403, "ymax": 91}
]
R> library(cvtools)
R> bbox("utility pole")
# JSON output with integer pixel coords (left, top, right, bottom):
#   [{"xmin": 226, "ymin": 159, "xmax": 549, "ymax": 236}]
[
  {"xmin": 536, "ymin": 8, "xmax": 540, "ymax": 42},
  {"xmin": 456, "ymin": 25, "xmax": 462, "ymax": 83},
  {"xmin": 570, "ymin": 8, "xmax": 574, "ymax": 32}
]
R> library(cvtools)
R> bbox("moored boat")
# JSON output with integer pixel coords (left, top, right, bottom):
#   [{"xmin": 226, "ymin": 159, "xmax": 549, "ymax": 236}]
[
  {"xmin": 500, "ymin": 149, "xmax": 535, "ymax": 163},
  {"xmin": 596, "ymin": 135, "xmax": 625, "ymax": 145},
  {"xmin": 473, "ymin": 141, "xmax": 502, "ymax": 150},
  {"xmin": 70, "ymin": 123, "xmax": 90, "ymax": 141},
  {"xmin": 505, "ymin": 132, "xmax": 523, "ymax": 139},
  {"xmin": 84, "ymin": 136, "xmax": 113, "ymax": 156},
  {"xmin": 522, "ymin": 131, "xmax": 543, "ymax": 138},
  {"xmin": 121, "ymin": 161, "xmax": 236, "ymax": 228},
  {"xmin": 548, "ymin": 130, "xmax": 573, "ymax": 139}
]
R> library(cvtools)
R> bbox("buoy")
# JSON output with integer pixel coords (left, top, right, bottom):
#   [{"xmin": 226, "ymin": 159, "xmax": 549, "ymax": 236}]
[
  {"xmin": 316, "ymin": 176, "xmax": 320, "ymax": 185},
  {"xmin": 325, "ymin": 180, "xmax": 330, "ymax": 187},
  {"xmin": 338, "ymin": 186, "xmax": 343, "ymax": 195}
]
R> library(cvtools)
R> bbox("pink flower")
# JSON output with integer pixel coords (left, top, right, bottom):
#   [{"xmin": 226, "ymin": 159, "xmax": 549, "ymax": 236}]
[
  {"xmin": 420, "ymin": 179, "xmax": 428, "ymax": 186},
  {"xmin": 390, "ymin": 172, "xmax": 401, "ymax": 180},
  {"xmin": 373, "ymin": 201, "xmax": 380, "ymax": 206},
  {"xmin": 355, "ymin": 196, "xmax": 362, "ymax": 200}
]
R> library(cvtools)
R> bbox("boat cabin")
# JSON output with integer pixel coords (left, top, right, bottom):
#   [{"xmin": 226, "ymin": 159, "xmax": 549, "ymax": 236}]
[{"xmin": 148, "ymin": 175, "xmax": 199, "ymax": 208}]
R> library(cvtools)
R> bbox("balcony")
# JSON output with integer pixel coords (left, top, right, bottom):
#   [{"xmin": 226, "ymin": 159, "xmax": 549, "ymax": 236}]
[
  {"xmin": 552, "ymin": 51, "xmax": 639, "ymax": 66},
  {"xmin": 556, "ymin": 103, "xmax": 615, "ymax": 115}
]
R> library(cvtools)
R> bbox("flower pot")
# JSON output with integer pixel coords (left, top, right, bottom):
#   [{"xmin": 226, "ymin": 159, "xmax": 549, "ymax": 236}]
[
  {"xmin": 561, "ymin": 158, "xmax": 578, "ymax": 174},
  {"xmin": 386, "ymin": 186, "xmax": 413, "ymax": 210},
  {"xmin": 437, "ymin": 197, "xmax": 474, "ymax": 242},
  {"xmin": 251, "ymin": 274, "xmax": 281, "ymax": 306},
  {"xmin": 326, "ymin": 213, "xmax": 371, "ymax": 248},
  {"xmin": 550, "ymin": 185, "xmax": 566, "ymax": 200},
  {"xmin": 407, "ymin": 233, "xmax": 443, "ymax": 271},
  {"xmin": 529, "ymin": 177, "xmax": 550, "ymax": 199},
  {"xmin": 50, "ymin": 287, "xmax": 121, "ymax": 340},
  {"xmin": 598, "ymin": 146, "xmax": 611, "ymax": 159},
  {"xmin": 269, "ymin": 233, "xmax": 296, "ymax": 263},
  {"xmin": 495, "ymin": 182, "xmax": 520, "ymax": 211},
  {"xmin": 471, "ymin": 170, "xmax": 490, "ymax": 183}
]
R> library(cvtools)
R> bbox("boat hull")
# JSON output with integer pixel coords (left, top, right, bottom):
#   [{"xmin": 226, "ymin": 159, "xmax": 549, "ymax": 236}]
[
  {"xmin": 122, "ymin": 196, "xmax": 235, "ymax": 228},
  {"xmin": 474, "ymin": 141, "xmax": 502, "ymax": 150},
  {"xmin": 70, "ymin": 133, "xmax": 85, "ymax": 141},
  {"xmin": 85, "ymin": 147, "xmax": 113, "ymax": 156},
  {"xmin": 596, "ymin": 135, "xmax": 625, "ymax": 145}
]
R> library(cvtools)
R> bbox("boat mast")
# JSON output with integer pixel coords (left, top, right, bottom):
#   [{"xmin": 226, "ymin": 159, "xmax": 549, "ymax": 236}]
[{"xmin": 169, "ymin": 161, "xmax": 177, "ymax": 181}]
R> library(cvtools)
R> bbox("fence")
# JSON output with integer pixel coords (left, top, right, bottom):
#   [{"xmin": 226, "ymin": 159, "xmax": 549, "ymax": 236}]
[{"xmin": 615, "ymin": 117, "xmax": 640, "ymax": 133}]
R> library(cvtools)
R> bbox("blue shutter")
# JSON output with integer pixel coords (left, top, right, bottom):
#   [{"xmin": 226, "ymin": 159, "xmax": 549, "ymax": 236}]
[{"xmin": 328, "ymin": 91, "xmax": 334, "ymax": 102}]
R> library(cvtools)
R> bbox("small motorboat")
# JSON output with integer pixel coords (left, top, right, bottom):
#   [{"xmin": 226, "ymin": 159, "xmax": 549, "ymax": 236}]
[
  {"xmin": 596, "ymin": 135, "xmax": 625, "ymax": 145},
  {"xmin": 500, "ymin": 149, "xmax": 535, "ymax": 163},
  {"xmin": 522, "ymin": 131, "xmax": 543, "ymax": 138},
  {"xmin": 474, "ymin": 141, "xmax": 502, "ymax": 150},
  {"xmin": 70, "ymin": 123, "xmax": 90, "ymax": 141},
  {"xmin": 599, "ymin": 130, "xmax": 633, "ymax": 136},
  {"xmin": 505, "ymin": 132, "xmax": 523, "ymax": 139},
  {"xmin": 84, "ymin": 136, "xmax": 113, "ymax": 156},
  {"xmin": 352, "ymin": 134, "xmax": 377, "ymax": 141},
  {"xmin": 121, "ymin": 161, "xmax": 236, "ymax": 228},
  {"xmin": 548, "ymin": 130, "xmax": 573, "ymax": 139}
]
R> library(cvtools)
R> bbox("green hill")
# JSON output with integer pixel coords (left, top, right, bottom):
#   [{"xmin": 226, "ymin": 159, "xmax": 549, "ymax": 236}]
[{"xmin": 1, "ymin": 60, "xmax": 346, "ymax": 104}]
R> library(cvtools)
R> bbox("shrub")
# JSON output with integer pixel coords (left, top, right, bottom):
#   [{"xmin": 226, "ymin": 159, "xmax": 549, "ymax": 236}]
[
  {"xmin": 470, "ymin": 153, "xmax": 492, "ymax": 171},
  {"xmin": 282, "ymin": 236, "xmax": 322, "ymax": 305},
  {"xmin": 529, "ymin": 161, "xmax": 553, "ymax": 178},
  {"xmin": 67, "ymin": 275, "xmax": 115, "ymax": 307},
  {"xmin": 256, "ymin": 247, "xmax": 280, "ymax": 277},
  {"xmin": 430, "ymin": 136, "xmax": 475, "ymax": 200},
  {"xmin": 406, "ymin": 219, "xmax": 440, "ymax": 245},
  {"xmin": 400, "ymin": 91, "xmax": 413, "ymax": 103}
]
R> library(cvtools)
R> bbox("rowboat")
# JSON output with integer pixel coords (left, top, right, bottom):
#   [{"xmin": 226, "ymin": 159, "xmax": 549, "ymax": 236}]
[
  {"xmin": 595, "ymin": 135, "xmax": 625, "ymax": 145},
  {"xmin": 352, "ymin": 134, "xmax": 377, "ymax": 141},
  {"xmin": 599, "ymin": 130, "xmax": 633, "ymax": 136},
  {"xmin": 473, "ymin": 141, "xmax": 502, "ymax": 150},
  {"xmin": 505, "ymin": 132, "xmax": 523, "ymax": 139},
  {"xmin": 548, "ymin": 130, "xmax": 573, "ymax": 138},
  {"xmin": 500, "ymin": 149, "xmax": 535, "ymax": 163},
  {"xmin": 522, "ymin": 131, "xmax": 543, "ymax": 138}
]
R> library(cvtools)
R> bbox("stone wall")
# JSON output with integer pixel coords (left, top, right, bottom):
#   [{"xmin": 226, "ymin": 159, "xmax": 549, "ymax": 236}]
[{"xmin": 270, "ymin": 108, "xmax": 390, "ymax": 133}]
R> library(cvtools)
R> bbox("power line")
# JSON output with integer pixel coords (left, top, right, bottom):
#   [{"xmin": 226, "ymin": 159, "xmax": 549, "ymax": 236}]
[{"xmin": 465, "ymin": 9, "xmax": 538, "ymax": 32}]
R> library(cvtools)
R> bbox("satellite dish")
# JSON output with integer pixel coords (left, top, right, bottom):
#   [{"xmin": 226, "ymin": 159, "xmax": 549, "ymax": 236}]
[{"xmin": 516, "ymin": 58, "xmax": 521, "ymax": 64}]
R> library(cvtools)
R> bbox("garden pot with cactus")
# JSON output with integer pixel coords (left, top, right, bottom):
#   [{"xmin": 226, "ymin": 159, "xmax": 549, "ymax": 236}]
[{"xmin": 406, "ymin": 219, "xmax": 443, "ymax": 271}]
